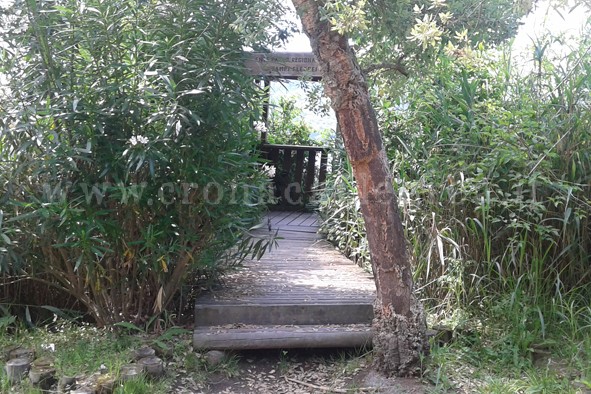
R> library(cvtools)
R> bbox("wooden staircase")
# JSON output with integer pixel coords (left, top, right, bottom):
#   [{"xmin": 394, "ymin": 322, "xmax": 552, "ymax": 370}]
[{"xmin": 193, "ymin": 211, "xmax": 376, "ymax": 350}]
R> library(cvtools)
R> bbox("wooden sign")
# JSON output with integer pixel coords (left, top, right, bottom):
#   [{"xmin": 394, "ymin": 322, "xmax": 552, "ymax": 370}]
[{"xmin": 244, "ymin": 52, "xmax": 322, "ymax": 79}]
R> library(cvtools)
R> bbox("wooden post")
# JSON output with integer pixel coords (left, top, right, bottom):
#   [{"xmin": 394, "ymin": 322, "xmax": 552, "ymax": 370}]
[
  {"xmin": 294, "ymin": 149, "xmax": 305, "ymax": 189},
  {"xmin": 318, "ymin": 149, "xmax": 328, "ymax": 185},
  {"xmin": 262, "ymin": 79, "xmax": 270, "ymax": 143},
  {"xmin": 304, "ymin": 149, "xmax": 317, "ymax": 196},
  {"xmin": 282, "ymin": 148, "xmax": 293, "ymax": 175}
]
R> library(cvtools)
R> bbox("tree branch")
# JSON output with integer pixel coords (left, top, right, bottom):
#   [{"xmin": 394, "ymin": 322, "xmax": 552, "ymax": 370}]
[{"xmin": 363, "ymin": 56, "xmax": 408, "ymax": 77}]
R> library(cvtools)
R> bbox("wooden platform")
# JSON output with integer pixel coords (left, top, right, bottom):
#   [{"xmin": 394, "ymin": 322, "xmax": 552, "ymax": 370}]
[{"xmin": 193, "ymin": 211, "xmax": 377, "ymax": 350}]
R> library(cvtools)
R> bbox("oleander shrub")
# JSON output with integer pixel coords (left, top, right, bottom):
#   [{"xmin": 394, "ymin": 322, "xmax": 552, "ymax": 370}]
[{"xmin": 0, "ymin": 0, "xmax": 287, "ymax": 326}]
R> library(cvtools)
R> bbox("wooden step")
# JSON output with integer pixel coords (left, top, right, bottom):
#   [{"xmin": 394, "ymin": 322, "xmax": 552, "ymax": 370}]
[
  {"xmin": 195, "ymin": 303, "xmax": 374, "ymax": 326},
  {"xmin": 193, "ymin": 324, "xmax": 373, "ymax": 350}
]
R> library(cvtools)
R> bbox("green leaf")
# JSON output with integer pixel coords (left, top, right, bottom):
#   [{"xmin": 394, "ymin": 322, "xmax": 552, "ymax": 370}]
[
  {"xmin": 153, "ymin": 339, "xmax": 168, "ymax": 350},
  {"xmin": 74, "ymin": 255, "xmax": 83, "ymax": 272},
  {"xmin": 0, "ymin": 233, "xmax": 11, "ymax": 245},
  {"xmin": 159, "ymin": 326, "xmax": 190, "ymax": 341},
  {"xmin": 6, "ymin": 211, "xmax": 39, "ymax": 222},
  {"xmin": 25, "ymin": 306, "xmax": 34, "ymax": 328},
  {"xmin": 0, "ymin": 315, "xmax": 16, "ymax": 330},
  {"xmin": 114, "ymin": 322, "xmax": 145, "ymax": 333},
  {"xmin": 178, "ymin": 89, "xmax": 204, "ymax": 97}
]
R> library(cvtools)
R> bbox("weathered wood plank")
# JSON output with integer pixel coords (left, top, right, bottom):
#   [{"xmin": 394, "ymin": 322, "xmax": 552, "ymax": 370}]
[
  {"xmin": 294, "ymin": 150, "xmax": 305, "ymax": 188},
  {"xmin": 270, "ymin": 211, "xmax": 306, "ymax": 227},
  {"xmin": 304, "ymin": 150, "xmax": 317, "ymax": 196},
  {"xmin": 319, "ymin": 150, "xmax": 328, "ymax": 184},
  {"xmin": 284, "ymin": 211, "xmax": 306, "ymax": 226},
  {"xmin": 299, "ymin": 215, "xmax": 318, "ymax": 227},
  {"xmin": 195, "ymin": 304, "xmax": 373, "ymax": 326},
  {"xmin": 194, "ymin": 212, "xmax": 376, "ymax": 350},
  {"xmin": 194, "ymin": 325, "xmax": 373, "ymax": 350},
  {"xmin": 198, "ymin": 298, "xmax": 375, "ymax": 306},
  {"xmin": 272, "ymin": 226, "xmax": 318, "ymax": 233},
  {"xmin": 266, "ymin": 210, "xmax": 284, "ymax": 219},
  {"xmin": 244, "ymin": 52, "xmax": 322, "ymax": 79},
  {"xmin": 282, "ymin": 148, "xmax": 293, "ymax": 175},
  {"xmin": 263, "ymin": 144, "xmax": 328, "ymax": 208}
]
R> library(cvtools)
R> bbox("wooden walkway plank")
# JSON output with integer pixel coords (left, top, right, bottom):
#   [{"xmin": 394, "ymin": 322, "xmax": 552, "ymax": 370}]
[
  {"xmin": 194, "ymin": 211, "xmax": 376, "ymax": 350},
  {"xmin": 194, "ymin": 325, "xmax": 373, "ymax": 350},
  {"xmin": 299, "ymin": 214, "xmax": 318, "ymax": 227}
]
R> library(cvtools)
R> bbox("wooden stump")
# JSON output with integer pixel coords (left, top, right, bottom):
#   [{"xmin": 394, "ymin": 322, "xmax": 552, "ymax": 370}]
[
  {"xmin": 119, "ymin": 364, "xmax": 144, "ymax": 381},
  {"xmin": 8, "ymin": 347, "xmax": 35, "ymax": 362},
  {"xmin": 57, "ymin": 376, "xmax": 76, "ymax": 393},
  {"xmin": 71, "ymin": 372, "xmax": 100, "ymax": 394},
  {"xmin": 4, "ymin": 357, "xmax": 31, "ymax": 383},
  {"xmin": 96, "ymin": 374, "xmax": 116, "ymax": 394},
  {"xmin": 28, "ymin": 365, "xmax": 56, "ymax": 390},
  {"xmin": 132, "ymin": 346, "xmax": 155, "ymax": 361},
  {"xmin": 1, "ymin": 345, "xmax": 21, "ymax": 361},
  {"xmin": 32, "ymin": 356, "xmax": 55, "ymax": 368},
  {"xmin": 138, "ymin": 356, "xmax": 164, "ymax": 378}
]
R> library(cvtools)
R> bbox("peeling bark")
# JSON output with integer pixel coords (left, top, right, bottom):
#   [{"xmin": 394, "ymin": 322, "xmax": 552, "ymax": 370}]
[{"xmin": 291, "ymin": 0, "xmax": 428, "ymax": 376}]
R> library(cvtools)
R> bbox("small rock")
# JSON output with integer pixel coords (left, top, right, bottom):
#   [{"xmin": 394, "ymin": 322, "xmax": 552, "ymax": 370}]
[{"xmin": 205, "ymin": 350, "xmax": 226, "ymax": 367}]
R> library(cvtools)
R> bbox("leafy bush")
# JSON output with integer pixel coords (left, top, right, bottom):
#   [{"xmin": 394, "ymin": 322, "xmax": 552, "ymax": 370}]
[
  {"xmin": 0, "ymin": 0, "xmax": 282, "ymax": 326},
  {"xmin": 267, "ymin": 96, "xmax": 317, "ymax": 146},
  {"xmin": 318, "ymin": 159, "xmax": 369, "ymax": 266}
]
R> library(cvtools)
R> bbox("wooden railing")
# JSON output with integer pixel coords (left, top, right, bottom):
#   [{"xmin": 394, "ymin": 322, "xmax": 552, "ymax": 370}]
[{"xmin": 261, "ymin": 144, "xmax": 329, "ymax": 208}]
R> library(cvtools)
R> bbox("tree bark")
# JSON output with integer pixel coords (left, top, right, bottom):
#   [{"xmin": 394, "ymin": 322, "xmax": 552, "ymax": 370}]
[{"xmin": 291, "ymin": 0, "xmax": 427, "ymax": 376}]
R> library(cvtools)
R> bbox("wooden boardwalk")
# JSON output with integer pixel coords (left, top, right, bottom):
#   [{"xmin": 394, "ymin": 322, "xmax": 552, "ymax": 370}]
[{"xmin": 193, "ymin": 211, "xmax": 377, "ymax": 350}]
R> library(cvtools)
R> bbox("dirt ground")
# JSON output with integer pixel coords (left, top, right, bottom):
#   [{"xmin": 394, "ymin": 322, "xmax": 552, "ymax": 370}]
[{"xmin": 169, "ymin": 348, "xmax": 428, "ymax": 394}]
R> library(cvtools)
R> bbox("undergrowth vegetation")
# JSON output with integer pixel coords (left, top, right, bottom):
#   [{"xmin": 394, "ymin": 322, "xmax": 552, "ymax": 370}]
[
  {"xmin": 267, "ymin": 96, "xmax": 317, "ymax": 146},
  {"xmin": 0, "ymin": 322, "xmax": 209, "ymax": 393},
  {"xmin": 0, "ymin": 0, "xmax": 287, "ymax": 326},
  {"xmin": 319, "ymin": 16, "xmax": 591, "ymax": 392}
]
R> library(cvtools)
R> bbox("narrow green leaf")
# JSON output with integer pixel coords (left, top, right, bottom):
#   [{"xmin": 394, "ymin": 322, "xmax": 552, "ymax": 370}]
[{"xmin": 114, "ymin": 321, "xmax": 145, "ymax": 333}]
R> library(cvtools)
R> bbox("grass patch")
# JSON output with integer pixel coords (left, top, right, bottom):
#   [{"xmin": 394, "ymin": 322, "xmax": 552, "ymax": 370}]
[
  {"xmin": 0, "ymin": 322, "xmax": 193, "ymax": 393},
  {"xmin": 423, "ymin": 296, "xmax": 591, "ymax": 394}
]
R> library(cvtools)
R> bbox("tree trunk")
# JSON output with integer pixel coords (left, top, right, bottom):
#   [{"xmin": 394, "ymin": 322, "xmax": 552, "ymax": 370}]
[{"xmin": 291, "ymin": 0, "xmax": 428, "ymax": 376}]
